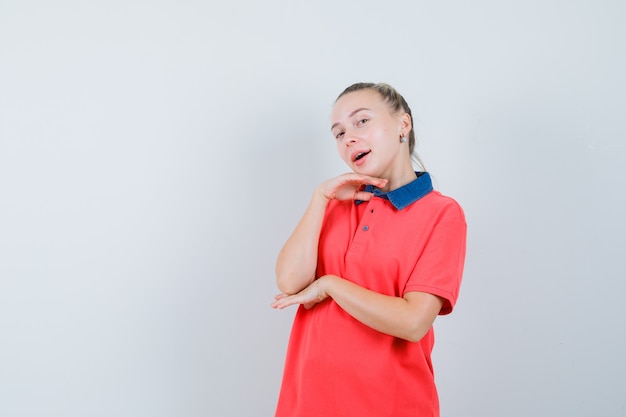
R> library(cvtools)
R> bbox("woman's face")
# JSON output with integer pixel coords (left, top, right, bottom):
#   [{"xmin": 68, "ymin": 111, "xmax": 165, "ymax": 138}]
[{"xmin": 331, "ymin": 89, "xmax": 408, "ymax": 178}]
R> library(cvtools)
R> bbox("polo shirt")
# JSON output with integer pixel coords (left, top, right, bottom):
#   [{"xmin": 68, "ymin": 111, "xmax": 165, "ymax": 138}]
[{"xmin": 275, "ymin": 172, "xmax": 467, "ymax": 417}]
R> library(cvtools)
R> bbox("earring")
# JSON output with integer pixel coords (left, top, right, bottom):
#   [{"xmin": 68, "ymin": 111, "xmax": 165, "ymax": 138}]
[{"xmin": 400, "ymin": 134, "xmax": 407, "ymax": 143}]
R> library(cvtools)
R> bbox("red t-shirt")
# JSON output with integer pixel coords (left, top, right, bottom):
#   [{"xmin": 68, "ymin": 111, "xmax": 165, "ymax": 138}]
[{"xmin": 275, "ymin": 178, "xmax": 467, "ymax": 417}]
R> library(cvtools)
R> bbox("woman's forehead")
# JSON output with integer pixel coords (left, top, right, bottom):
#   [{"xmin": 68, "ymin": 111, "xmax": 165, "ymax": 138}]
[{"xmin": 332, "ymin": 90, "xmax": 385, "ymax": 118}]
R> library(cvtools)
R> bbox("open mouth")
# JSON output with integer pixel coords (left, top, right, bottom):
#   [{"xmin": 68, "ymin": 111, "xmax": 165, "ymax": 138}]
[{"xmin": 354, "ymin": 150, "xmax": 371, "ymax": 162}]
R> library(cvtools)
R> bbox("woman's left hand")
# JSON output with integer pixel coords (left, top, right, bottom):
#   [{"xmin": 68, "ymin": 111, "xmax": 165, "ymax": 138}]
[{"xmin": 271, "ymin": 279, "xmax": 328, "ymax": 310}]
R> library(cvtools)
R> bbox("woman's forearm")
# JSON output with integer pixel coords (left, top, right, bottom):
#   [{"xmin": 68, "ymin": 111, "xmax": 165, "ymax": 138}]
[
  {"xmin": 319, "ymin": 275, "xmax": 443, "ymax": 342},
  {"xmin": 275, "ymin": 190, "xmax": 329, "ymax": 295}
]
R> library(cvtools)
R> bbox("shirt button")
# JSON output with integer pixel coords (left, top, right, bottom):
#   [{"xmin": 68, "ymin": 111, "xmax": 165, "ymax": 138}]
[{"xmin": 362, "ymin": 225, "xmax": 369, "ymax": 231}]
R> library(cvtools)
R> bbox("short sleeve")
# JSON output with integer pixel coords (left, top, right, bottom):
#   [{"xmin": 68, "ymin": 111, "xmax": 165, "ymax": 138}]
[{"xmin": 403, "ymin": 200, "xmax": 467, "ymax": 315}]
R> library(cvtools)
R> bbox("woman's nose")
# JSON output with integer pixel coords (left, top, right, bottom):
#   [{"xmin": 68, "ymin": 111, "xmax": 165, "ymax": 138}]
[{"xmin": 343, "ymin": 133, "xmax": 357, "ymax": 146}]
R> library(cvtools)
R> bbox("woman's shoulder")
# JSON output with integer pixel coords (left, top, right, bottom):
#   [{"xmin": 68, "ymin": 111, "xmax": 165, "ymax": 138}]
[{"xmin": 418, "ymin": 190, "xmax": 465, "ymax": 219}]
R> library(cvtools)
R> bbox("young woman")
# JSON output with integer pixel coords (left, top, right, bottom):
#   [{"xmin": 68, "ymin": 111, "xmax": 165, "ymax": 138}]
[{"xmin": 271, "ymin": 82, "xmax": 467, "ymax": 417}]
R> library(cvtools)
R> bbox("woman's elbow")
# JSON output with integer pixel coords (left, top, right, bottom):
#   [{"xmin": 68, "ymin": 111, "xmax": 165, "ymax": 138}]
[
  {"xmin": 275, "ymin": 272, "xmax": 311, "ymax": 295},
  {"xmin": 400, "ymin": 320, "xmax": 433, "ymax": 343},
  {"xmin": 403, "ymin": 328, "xmax": 429, "ymax": 343},
  {"xmin": 276, "ymin": 279, "xmax": 296, "ymax": 295},
  {"xmin": 399, "ymin": 293, "xmax": 442, "ymax": 342}
]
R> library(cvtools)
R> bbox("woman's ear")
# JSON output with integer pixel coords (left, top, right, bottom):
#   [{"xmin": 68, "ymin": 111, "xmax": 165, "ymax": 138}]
[{"xmin": 400, "ymin": 112, "xmax": 412, "ymax": 134}]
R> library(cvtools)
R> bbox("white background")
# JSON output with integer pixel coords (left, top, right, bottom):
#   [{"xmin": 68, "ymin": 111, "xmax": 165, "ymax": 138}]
[{"xmin": 1, "ymin": 1, "xmax": 625, "ymax": 416}]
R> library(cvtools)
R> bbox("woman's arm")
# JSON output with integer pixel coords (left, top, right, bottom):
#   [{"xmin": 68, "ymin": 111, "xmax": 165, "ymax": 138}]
[
  {"xmin": 322, "ymin": 276, "xmax": 443, "ymax": 342},
  {"xmin": 275, "ymin": 190, "xmax": 329, "ymax": 295},
  {"xmin": 275, "ymin": 174, "xmax": 388, "ymax": 295},
  {"xmin": 272, "ymin": 275, "xmax": 443, "ymax": 342}
]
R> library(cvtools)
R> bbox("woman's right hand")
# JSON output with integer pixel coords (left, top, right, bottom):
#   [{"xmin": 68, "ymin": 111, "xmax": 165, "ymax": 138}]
[{"xmin": 317, "ymin": 173, "xmax": 388, "ymax": 202}]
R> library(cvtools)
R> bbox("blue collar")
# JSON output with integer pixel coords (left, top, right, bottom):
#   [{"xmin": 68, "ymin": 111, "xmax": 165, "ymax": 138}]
[{"xmin": 356, "ymin": 172, "xmax": 433, "ymax": 210}]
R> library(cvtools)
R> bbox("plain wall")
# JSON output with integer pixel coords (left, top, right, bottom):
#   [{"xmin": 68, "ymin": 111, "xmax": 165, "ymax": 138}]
[{"xmin": 1, "ymin": 1, "xmax": 624, "ymax": 416}]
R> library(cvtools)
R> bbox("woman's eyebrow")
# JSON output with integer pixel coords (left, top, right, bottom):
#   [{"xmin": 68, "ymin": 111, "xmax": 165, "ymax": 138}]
[{"xmin": 331, "ymin": 107, "xmax": 371, "ymax": 131}]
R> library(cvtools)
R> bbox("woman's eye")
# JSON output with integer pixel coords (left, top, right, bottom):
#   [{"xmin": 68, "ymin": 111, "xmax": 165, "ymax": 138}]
[
  {"xmin": 357, "ymin": 118, "xmax": 368, "ymax": 125},
  {"xmin": 335, "ymin": 132, "xmax": 344, "ymax": 140}
]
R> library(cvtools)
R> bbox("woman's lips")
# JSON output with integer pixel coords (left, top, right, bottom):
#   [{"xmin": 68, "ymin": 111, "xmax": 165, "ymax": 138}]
[
  {"xmin": 352, "ymin": 150, "xmax": 371, "ymax": 162},
  {"xmin": 353, "ymin": 150, "xmax": 371, "ymax": 166}
]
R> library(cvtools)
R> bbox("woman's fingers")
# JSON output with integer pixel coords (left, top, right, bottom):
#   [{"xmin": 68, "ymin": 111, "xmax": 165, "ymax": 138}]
[
  {"xmin": 271, "ymin": 281, "xmax": 324, "ymax": 309},
  {"xmin": 353, "ymin": 191, "xmax": 374, "ymax": 201},
  {"xmin": 322, "ymin": 173, "xmax": 388, "ymax": 201},
  {"xmin": 337, "ymin": 173, "xmax": 387, "ymax": 187},
  {"xmin": 271, "ymin": 295, "xmax": 297, "ymax": 309}
]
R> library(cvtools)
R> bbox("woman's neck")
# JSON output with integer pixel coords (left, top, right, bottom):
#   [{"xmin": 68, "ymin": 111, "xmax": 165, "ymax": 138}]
[{"xmin": 380, "ymin": 162, "xmax": 418, "ymax": 192}]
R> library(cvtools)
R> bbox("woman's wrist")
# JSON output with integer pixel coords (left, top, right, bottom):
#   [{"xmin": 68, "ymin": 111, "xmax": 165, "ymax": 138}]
[
  {"xmin": 312, "ymin": 186, "xmax": 333, "ymax": 205},
  {"xmin": 317, "ymin": 275, "xmax": 337, "ymax": 300}
]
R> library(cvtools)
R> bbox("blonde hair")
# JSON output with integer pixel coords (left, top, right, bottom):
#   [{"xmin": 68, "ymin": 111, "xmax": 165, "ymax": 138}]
[{"xmin": 336, "ymin": 82, "xmax": 426, "ymax": 171}]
